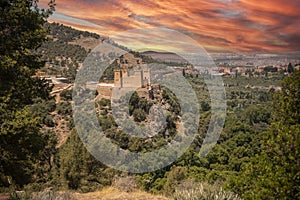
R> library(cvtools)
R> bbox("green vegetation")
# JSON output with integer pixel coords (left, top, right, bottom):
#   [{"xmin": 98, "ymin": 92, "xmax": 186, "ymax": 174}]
[
  {"xmin": 35, "ymin": 22, "xmax": 105, "ymax": 82},
  {"xmin": 60, "ymin": 89, "xmax": 72, "ymax": 101},
  {"xmin": 93, "ymin": 89, "xmax": 179, "ymax": 154},
  {"xmin": 0, "ymin": 0, "xmax": 56, "ymax": 188},
  {"xmin": 37, "ymin": 25, "xmax": 90, "ymax": 81},
  {"xmin": 228, "ymin": 71, "xmax": 300, "ymax": 199},
  {"xmin": 57, "ymin": 129, "xmax": 117, "ymax": 192},
  {"xmin": 56, "ymin": 102, "xmax": 72, "ymax": 115},
  {"xmin": 48, "ymin": 22, "xmax": 100, "ymax": 42},
  {"xmin": 1, "ymin": 1, "xmax": 300, "ymax": 199}
]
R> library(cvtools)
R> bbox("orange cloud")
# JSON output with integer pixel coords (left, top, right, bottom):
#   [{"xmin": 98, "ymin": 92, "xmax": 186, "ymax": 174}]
[{"xmin": 39, "ymin": 0, "xmax": 300, "ymax": 52}]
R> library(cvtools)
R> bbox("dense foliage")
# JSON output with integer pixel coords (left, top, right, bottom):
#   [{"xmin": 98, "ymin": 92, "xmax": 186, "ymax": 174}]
[
  {"xmin": 228, "ymin": 71, "xmax": 300, "ymax": 199},
  {"xmin": 0, "ymin": 0, "xmax": 56, "ymax": 187},
  {"xmin": 48, "ymin": 22, "xmax": 100, "ymax": 42}
]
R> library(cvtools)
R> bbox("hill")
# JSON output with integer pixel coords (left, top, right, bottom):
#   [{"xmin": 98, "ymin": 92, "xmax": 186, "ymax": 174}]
[
  {"xmin": 141, "ymin": 51, "xmax": 188, "ymax": 64},
  {"xmin": 36, "ymin": 22, "xmax": 104, "ymax": 82}
]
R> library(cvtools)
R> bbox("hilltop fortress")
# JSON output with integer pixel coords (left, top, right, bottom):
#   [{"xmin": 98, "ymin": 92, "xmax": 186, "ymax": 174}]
[
  {"xmin": 114, "ymin": 53, "xmax": 150, "ymax": 88},
  {"xmin": 96, "ymin": 53, "xmax": 151, "ymax": 99}
]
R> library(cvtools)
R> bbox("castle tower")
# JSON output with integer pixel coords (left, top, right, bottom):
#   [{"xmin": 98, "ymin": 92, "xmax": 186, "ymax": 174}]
[
  {"xmin": 140, "ymin": 70, "xmax": 144, "ymax": 87},
  {"xmin": 114, "ymin": 70, "xmax": 123, "ymax": 88},
  {"xmin": 143, "ymin": 70, "xmax": 150, "ymax": 88}
]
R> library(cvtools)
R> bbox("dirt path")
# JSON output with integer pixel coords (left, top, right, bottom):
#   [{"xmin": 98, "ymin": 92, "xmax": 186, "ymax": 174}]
[
  {"xmin": 75, "ymin": 187, "xmax": 169, "ymax": 200},
  {"xmin": 0, "ymin": 194, "xmax": 9, "ymax": 200}
]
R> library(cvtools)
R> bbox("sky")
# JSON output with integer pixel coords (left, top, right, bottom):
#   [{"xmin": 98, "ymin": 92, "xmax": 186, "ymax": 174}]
[{"xmin": 39, "ymin": 0, "xmax": 300, "ymax": 53}]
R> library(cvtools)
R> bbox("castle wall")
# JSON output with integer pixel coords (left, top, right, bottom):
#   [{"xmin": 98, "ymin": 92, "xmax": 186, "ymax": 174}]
[
  {"xmin": 122, "ymin": 71, "xmax": 142, "ymax": 88},
  {"xmin": 97, "ymin": 84, "xmax": 113, "ymax": 98},
  {"xmin": 114, "ymin": 69, "xmax": 151, "ymax": 88}
]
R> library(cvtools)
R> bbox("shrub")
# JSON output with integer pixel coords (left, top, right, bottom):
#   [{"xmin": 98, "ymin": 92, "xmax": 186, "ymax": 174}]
[
  {"xmin": 8, "ymin": 190, "xmax": 75, "ymax": 200},
  {"xmin": 44, "ymin": 115, "xmax": 56, "ymax": 127},
  {"xmin": 132, "ymin": 109, "xmax": 147, "ymax": 122},
  {"xmin": 56, "ymin": 102, "xmax": 72, "ymax": 115},
  {"xmin": 60, "ymin": 90, "xmax": 72, "ymax": 101},
  {"xmin": 172, "ymin": 182, "xmax": 241, "ymax": 200}
]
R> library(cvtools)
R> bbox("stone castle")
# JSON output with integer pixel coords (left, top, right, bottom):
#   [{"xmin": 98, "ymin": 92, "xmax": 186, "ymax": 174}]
[
  {"xmin": 114, "ymin": 69, "xmax": 150, "ymax": 88},
  {"xmin": 96, "ymin": 53, "xmax": 151, "ymax": 99},
  {"xmin": 114, "ymin": 53, "xmax": 150, "ymax": 88}
]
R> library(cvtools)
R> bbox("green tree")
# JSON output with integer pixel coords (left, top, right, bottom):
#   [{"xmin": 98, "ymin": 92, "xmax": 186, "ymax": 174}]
[
  {"xmin": 287, "ymin": 63, "xmax": 294, "ymax": 74},
  {"xmin": 132, "ymin": 108, "xmax": 147, "ymax": 122},
  {"xmin": 60, "ymin": 89, "xmax": 72, "ymax": 101},
  {"xmin": 58, "ymin": 129, "xmax": 115, "ymax": 192},
  {"xmin": 229, "ymin": 71, "xmax": 300, "ymax": 199},
  {"xmin": 0, "ymin": 0, "xmax": 56, "ymax": 187}
]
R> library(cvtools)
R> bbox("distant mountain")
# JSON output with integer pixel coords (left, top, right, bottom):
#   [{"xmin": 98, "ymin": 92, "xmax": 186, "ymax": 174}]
[{"xmin": 141, "ymin": 51, "xmax": 188, "ymax": 64}]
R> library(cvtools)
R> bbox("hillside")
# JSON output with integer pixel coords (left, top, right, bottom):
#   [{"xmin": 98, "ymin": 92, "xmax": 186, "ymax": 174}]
[
  {"xmin": 141, "ymin": 51, "xmax": 188, "ymax": 64},
  {"xmin": 36, "ymin": 22, "xmax": 103, "ymax": 82}
]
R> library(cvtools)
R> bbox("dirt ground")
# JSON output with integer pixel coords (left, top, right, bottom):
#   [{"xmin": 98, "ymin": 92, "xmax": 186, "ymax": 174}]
[{"xmin": 75, "ymin": 187, "xmax": 169, "ymax": 200}]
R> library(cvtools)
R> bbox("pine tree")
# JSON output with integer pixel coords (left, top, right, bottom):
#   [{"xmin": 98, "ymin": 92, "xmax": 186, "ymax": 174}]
[
  {"xmin": 287, "ymin": 63, "xmax": 295, "ymax": 74},
  {"xmin": 58, "ymin": 129, "xmax": 115, "ymax": 192},
  {"xmin": 0, "ymin": 0, "xmax": 56, "ymax": 187}
]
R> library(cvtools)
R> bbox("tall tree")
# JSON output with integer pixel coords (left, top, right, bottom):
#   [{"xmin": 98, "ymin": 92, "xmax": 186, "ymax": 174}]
[
  {"xmin": 0, "ymin": 0, "xmax": 55, "ymax": 187},
  {"xmin": 58, "ymin": 129, "xmax": 115, "ymax": 192},
  {"xmin": 229, "ymin": 71, "xmax": 300, "ymax": 199},
  {"xmin": 287, "ymin": 63, "xmax": 295, "ymax": 74}
]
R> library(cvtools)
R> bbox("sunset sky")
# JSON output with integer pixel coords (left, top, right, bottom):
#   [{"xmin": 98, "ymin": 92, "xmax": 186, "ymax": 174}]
[{"xmin": 39, "ymin": 0, "xmax": 300, "ymax": 53}]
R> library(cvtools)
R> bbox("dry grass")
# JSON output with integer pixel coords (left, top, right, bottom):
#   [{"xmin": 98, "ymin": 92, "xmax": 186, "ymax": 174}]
[
  {"xmin": 6, "ymin": 190, "xmax": 75, "ymax": 200},
  {"xmin": 0, "ymin": 193, "xmax": 9, "ymax": 200},
  {"xmin": 171, "ymin": 182, "xmax": 242, "ymax": 200},
  {"xmin": 75, "ymin": 187, "xmax": 169, "ymax": 200},
  {"xmin": 2, "ymin": 187, "xmax": 168, "ymax": 200}
]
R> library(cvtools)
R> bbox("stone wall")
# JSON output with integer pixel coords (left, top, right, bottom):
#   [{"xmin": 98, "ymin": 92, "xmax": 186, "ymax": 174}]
[
  {"xmin": 114, "ymin": 69, "xmax": 151, "ymax": 88},
  {"xmin": 97, "ymin": 85, "xmax": 113, "ymax": 98}
]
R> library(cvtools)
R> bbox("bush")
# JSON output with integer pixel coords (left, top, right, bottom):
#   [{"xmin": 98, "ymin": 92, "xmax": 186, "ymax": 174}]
[
  {"xmin": 31, "ymin": 99, "xmax": 57, "ymax": 127},
  {"xmin": 132, "ymin": 109, "xmax": 147, "ymax": 122},
  {"xmin": 44, "ymin": 114, "xmax": 56, "ymax": 127},
  {"xmin": 97, "ymin": 98, "xmax": 111, "ymax": 109},
  {"xmin": 172, "ymin": 182, "xmax": 241, "ymax": 200},
  {"xmin": 8, "ymin": 190, "xmax": 75, "ymax": 200},
  {"xmin": 56, "ymin": 102, "xmax": 72, "ymax": 115},
  {"xmin": 60, "ymin": 90, "xmax": 72, "ymax": 101},
  {"xmin": 32, "ymin": 190, "xmax": 75, "ymax": 200}
]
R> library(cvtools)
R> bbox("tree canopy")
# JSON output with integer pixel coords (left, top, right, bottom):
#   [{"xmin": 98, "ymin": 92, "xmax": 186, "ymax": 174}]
[
  {"xmin": 229, "ymin": 71, "xmax": 300, "ymax": 199},
  {"xmin": 0, "ymin": 0, "xmax": 56, "ymax": 187}
]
